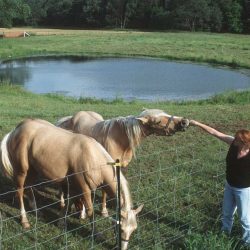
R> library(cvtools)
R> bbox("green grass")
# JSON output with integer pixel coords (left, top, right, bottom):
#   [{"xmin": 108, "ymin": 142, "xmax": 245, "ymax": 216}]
[
  {"xmin": 0, "ymin": 28, "xmax": 250, "ymax": 248},
  {"xmin": 0, "ymin": 29, "xmax": 250, "ymax": 68},
  {"xmin": 0, "ymin": 84, "xmax": 250, "ymax": 249}
]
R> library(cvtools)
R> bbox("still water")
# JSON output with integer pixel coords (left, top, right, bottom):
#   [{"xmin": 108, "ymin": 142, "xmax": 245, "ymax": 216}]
[{"xmin": 0, "ymin": 57, "xmax": 249, "ymax": 101}]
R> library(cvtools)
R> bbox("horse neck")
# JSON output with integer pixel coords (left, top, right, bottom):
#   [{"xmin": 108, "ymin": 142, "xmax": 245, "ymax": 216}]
[
  {"xmin": 102, "ymin": 164, "xmax": 132, "ymax": 211},
  {"xmin": 120, "ymin": 173, "xmax": 133, "ymax": 211},
  {"xmin": 92, "ymin": 117, "xmax": 144, "ymax": 156},
  {"xmin": 140, "ymin": 123, "xmax": 155, "ymax": 137}
]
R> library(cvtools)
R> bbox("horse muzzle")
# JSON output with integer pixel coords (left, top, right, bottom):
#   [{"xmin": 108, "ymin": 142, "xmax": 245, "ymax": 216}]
[{"xmin": 121, "ymin": 240, "xmax": 129, "ymax": 250}]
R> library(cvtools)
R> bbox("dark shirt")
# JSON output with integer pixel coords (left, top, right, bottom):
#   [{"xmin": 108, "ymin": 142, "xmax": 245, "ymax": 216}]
[{"xmin": 226, "ymin": 143, "xmax": 250, "ymax": 188}]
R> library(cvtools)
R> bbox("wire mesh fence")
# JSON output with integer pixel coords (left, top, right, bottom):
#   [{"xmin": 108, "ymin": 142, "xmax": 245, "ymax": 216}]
[{"xmin": 0, "ymin": 134, "xmax": 229, "ymax": 250}]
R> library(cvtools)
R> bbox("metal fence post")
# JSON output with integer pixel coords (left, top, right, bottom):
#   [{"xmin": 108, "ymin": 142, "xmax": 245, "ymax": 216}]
[{"xmin": 115, "ymin": 159, "xmax": 122, "ymax": 250}]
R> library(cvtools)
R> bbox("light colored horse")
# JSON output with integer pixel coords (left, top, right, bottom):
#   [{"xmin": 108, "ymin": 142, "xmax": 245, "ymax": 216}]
[
  {"xmin": 56, "ymin": 109, "xmax": 189, "ymax": 216},
  {"xmin": 0, "ymin": 119, "xmax": 143, "ymax": 249}
]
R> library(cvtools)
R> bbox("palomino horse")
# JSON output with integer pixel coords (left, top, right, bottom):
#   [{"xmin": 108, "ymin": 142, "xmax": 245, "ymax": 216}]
[
  {"xmin": 0, "ymin": 119, "xmax": 143, "ymax": 249},
  {"xmin": 56, "ymin": 109, "xmax": 189, "ymax": 216}
]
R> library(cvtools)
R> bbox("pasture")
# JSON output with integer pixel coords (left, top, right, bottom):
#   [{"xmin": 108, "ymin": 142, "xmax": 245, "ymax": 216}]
[
  {"xmin": 0, "ymin": 28, "xmax": 250, "ymax": 249},
  {"xmin": 0, "ymin": 28, "xmax": 250, "ymax": 68},
  {"xmin": 0, "ymin": 84, "xmax": 249, "ymax": 249}
]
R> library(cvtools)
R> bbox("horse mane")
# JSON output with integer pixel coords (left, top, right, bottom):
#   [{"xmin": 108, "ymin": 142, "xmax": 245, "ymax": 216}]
[
  {"xmin": 92, "ymin": 116, "xmax": 143, "ymax": 157},
  {"xmin": 120, "ymin": 173, "xmax": 133, "ymax": 211}
]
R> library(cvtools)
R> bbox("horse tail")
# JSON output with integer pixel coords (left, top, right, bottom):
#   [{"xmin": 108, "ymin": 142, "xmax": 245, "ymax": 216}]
[
  {"xmin": 0, "ymin": 132, "xmax": 14, "ymax": 179},
  {"xmin": 55, "ymin": 116, "xmax": 73, "ymax": 130}
]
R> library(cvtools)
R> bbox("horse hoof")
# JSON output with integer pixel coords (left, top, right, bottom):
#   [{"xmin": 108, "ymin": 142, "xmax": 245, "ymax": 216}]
[
  {"xmin": 22, "ymin": 222, "xmax": 30, "ymax": 229},
  {"xmin": 101, "ymin": 211, "xmax": 109, "ymax": 218},
  {"xmin": 79, "ymin": 214, "xmax": 87, "ymax": 220},
  {"xmin": 60, "ymin": 203, "xmax": 65, "ymax": 209}
]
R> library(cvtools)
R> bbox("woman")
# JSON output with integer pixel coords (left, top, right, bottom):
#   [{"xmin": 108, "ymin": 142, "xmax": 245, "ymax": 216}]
[{"xmin": 190, "ymin": 120, "xmax": 250, "ymax": 245}]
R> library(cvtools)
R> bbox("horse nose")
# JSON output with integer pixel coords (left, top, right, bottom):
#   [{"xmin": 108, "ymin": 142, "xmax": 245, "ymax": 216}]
[
  {"xmin": 181, "ymin": 118, "xmax": 189, "ymax": 128},
  {"xmin": 121, "ymin": 240, "xmax": 129, "ymax": 250}
]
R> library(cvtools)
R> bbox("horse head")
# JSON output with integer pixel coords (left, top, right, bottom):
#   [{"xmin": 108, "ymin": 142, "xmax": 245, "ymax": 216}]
[
  {"xmin": 137, "ymin": 109, "xmax": 189, "ymax": 136},
  {"xmin": 120, "ymin": 204, "xmax": 144, "ymax": 250}
]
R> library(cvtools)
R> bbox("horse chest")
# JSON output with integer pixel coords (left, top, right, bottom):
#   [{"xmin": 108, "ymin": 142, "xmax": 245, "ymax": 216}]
[{"xmin": 108, "ymin": 146, "xmax": 133, "ymax": 167}]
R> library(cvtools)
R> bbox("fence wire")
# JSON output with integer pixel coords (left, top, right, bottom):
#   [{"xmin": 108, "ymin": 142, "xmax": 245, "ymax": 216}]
[{"xmin": 0, "ymin": 138, "xmax": 228, "ymax": 249}]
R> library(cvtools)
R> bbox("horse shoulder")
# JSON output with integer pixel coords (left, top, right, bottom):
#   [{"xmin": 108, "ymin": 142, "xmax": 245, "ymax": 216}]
[
  {"xmin": 100, "ymin": 136, "xmax": 132, "ymax": 166},
  {"xmin": 70, "ymin": 136, "xmax": 110, "ymax": 187}
]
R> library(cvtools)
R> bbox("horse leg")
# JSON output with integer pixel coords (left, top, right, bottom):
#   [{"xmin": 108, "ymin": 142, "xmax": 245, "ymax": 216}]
[
  {"xmin": 24, "ymin": 173, "xmax": 37, "ymax": 211},
  {"xmin": 82, "ymin": 188, "xmax": 93, "ymax": 218},
  {"xmin": 73, "ymin": 197, "xmax": 87, "ymax": 220},
  {"xmin": 79, "ymin": 204, "xmax": 87, "ymax": 220},
  {"xmin": 71, "ymin": 173, "xmax": 93, "ymax": 219},
  {"xmin": 81, "ymin": 187, "xmax": 102, "ymax": 238},
  {"xmin": 59, "ymin": 186, "xmax": 65, "ymax": 208},
  {"xmin": 22, "ymin": 186, "xmax": 37, "ymax": 214},
  {"xmin": 16, "ymin": 174, "xmax": 30, "ymax": 229},
  {"xmin": 59, "ymin": 181, "xmax": 74, "ymax": 211},
  {"xmin": 101, "ymin": 190, "xmax": 109, "ymax": 217},
  {"xmin": 58, "ymin": 183, "xmax": 74, "ymax": 228}
]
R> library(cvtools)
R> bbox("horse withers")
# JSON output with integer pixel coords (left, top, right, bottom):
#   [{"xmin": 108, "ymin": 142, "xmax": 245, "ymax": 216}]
[
  {"xmin": 56, "ymin": 109, "xmax": 189, "ymax": 216},
  {"xmin": 0, "ymin": 119, "xmax": 143, "ymax": 249}
]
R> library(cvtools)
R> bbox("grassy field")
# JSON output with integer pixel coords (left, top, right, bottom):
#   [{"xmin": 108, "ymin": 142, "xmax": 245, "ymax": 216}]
[
  {"xmin": 0, "ymin": 28, "xmax": 250, "ymax": 68},
  {"xmin": 0, "ymin": 28, "xmax": 250, "ymax": 249},
  {"xmin": 0, "ymin": 84, "xmax": 250, "ymax": 249}
]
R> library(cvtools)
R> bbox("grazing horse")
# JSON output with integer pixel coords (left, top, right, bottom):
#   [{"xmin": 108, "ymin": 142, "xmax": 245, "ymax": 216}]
[
  {"xmin": 0, "ymin": 119, "xmax": 143, "ymax": 249},
  {"xmin": 56, "ymin": 109, "xmax": 189, "ymax": 216}
]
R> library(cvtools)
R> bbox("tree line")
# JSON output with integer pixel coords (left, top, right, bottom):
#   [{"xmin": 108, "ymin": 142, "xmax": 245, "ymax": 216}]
[{"xmin": 0, "ymin": 0, "xmax": 249, "ymax": 33}]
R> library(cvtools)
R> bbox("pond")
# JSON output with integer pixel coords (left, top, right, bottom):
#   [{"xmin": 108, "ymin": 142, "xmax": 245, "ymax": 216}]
[{"xmin": 0, "ymin": 57, "xmax": 249, "ymax": 101}]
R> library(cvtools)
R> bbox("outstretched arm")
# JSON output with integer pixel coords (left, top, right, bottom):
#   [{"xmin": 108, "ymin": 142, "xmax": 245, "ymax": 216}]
[{"xmin": 190, "ymin": 120, "xmax": 234, "ymax": 145}]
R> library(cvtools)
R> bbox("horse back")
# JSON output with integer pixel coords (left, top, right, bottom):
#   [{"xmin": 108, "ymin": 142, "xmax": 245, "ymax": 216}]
[
  {"xmin": 8, "ymin": 119, "xmax": 114, "ymax": 187},
  {"xmin": 7, "ymin": 119, "xmax": 75, "ymax": 179},
  {"xmin": 72, "ymin": 111, "xmax": 104, "ymax": 136}
]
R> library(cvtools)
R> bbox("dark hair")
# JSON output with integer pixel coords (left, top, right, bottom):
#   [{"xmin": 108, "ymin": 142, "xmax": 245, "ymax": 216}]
[{"xmin": 235, "ymin": 129, "xmax": 250, "ymax": 147}]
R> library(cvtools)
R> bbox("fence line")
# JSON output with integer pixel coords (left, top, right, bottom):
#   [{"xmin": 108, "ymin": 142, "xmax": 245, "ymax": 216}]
[{"xmin": 0, "ymin": 142, "xmax": 227, "ymax": 249}]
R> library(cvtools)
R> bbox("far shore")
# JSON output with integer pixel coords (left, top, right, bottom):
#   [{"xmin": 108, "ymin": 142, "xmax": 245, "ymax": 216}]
[{"xmin": 0, "ymin": 28, "xmax": 249, "ymax": 69}]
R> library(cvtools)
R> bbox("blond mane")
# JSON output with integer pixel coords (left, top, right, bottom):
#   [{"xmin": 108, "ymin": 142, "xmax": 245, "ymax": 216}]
[
  {"xmin": 92, "ymin": 116, "xmax": 143, "ymax": 157},
  {"xmin": 120, "ymin": 173, "xmax": 132, "ymax": 211}
]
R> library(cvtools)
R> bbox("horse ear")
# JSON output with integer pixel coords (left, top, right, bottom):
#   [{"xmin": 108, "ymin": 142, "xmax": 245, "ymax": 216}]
[
  {"xmin": 134, "ymin": 204, "xmax": 144, "ymax": 215},
  {"xmin": 136, "ymin": 117, "xmax": 149, "ymax": 124}
]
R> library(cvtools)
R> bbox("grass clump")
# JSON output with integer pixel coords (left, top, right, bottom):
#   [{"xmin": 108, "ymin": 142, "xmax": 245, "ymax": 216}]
[
  {"xmin": 203, "ymin": 90, "xmax": 250, "ymax": 104},
  {"xmin": 184, "ymin": 231, "xmax": 241, "ymax": 250}
]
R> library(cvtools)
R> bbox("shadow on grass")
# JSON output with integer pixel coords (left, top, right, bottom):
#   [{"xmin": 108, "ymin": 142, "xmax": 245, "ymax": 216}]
[{"xmin": 0, "ymin": 178, "xmax": 116, "ymax": 249}]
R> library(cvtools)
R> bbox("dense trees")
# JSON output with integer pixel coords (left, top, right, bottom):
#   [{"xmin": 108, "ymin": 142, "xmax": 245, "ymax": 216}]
[
  {"xmin": 169, "ymin": 0, "xmax": 211, "ymax": 31},
  {"xmin": 0, "ymin": 0, "xmax": 30, "ymax": 27},
  {"xmin": 1, "ymin": 0, "xmax": 249, "ymax": 33}
]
